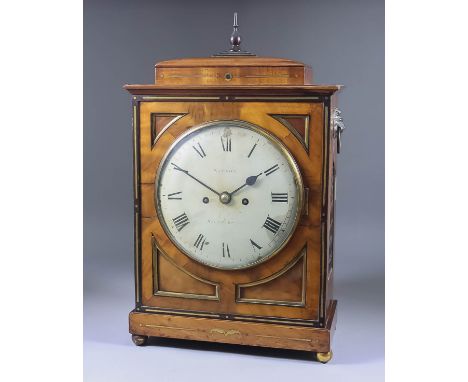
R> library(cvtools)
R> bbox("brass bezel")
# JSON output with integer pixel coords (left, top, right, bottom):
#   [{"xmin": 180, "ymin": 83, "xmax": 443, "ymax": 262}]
[{"xmin": 154, "ymin": 119, "xmax": 304, "ymax": 270}]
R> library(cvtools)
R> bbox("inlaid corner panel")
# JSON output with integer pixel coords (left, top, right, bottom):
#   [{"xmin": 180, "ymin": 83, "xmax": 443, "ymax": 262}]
[{"xmin": 236, "ymin": 246, "xmax": 307, "ymax": 307}]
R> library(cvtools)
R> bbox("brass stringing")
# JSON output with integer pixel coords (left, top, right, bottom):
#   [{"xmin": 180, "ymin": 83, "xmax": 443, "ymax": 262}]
[{"xmin": 151, "ymin": 112, "xmax": 187, "ymax": 148}]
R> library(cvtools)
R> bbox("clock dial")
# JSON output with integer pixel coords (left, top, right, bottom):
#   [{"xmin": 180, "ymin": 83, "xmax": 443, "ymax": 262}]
[{"xmin": 156, "ymin": 120, "xmax": 303, "ymax": 269}]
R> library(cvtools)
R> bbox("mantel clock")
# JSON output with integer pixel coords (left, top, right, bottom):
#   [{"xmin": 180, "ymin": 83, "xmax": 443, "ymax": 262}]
[{"xmin": 124, "ymin": 14, "xmax": 345, "ymax": 363}]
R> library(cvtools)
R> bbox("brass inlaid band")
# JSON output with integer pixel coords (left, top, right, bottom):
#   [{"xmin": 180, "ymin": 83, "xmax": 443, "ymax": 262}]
[
  {"xmin": 142, "ymin": 96, "xmax": 220, "ymax": 100},
  {"xmin": 231, "ymin": 316, "xmax": 318, "ymax": 326},
  {"xmin": 163, "ymin": 74, "xmax": 217, "ymax": 79},
  {"xmin": 162, "ymin": 74, "xmax": 292, "ymax": 79},
  {"xmin": 242, "ymin": 74, "xmax": 291, "ymax": 78},
  {"xmin": 141, "ymin": 308, "xmax": 220, "ymax": 318},
  {"xmin": 255, "ymin": 334, "xmax": 319, "ymax": 343},
  {"xmin": 320, "ymin": 103, "xmax": 330, "ymax": 321},
  {"xmin": 233, "ymin": 96, "xmax": 320, "ymax": 101},
  {"xmin": 133, "ymin": 103, "xmax": 140, "ymax": 304},
  {"xmin": 322, "ymin": 105, "xmax": 329, "ymax": 206},
  {"xmin": 138, "ymin": 307, "xmax": 319, "ymax": 326},
  {"xmin": 140, "ymin": 323, "xmax": 197, "ymax": 332},
  {"xmin": 139, "ymin": 324, "xmax": 317, "ymax": 343}
]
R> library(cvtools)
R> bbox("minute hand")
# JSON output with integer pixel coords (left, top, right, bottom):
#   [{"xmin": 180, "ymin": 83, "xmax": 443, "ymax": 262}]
[{"xmin": 171, "ymin": 162, "xmax": 220, "ymax": 196}]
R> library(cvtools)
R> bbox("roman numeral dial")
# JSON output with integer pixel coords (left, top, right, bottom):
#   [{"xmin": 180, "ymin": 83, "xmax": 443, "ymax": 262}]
[
  {"xmin": 250, "ymin": 239, "xmax": 262, "ymax": 250},
  {"xmin": 264, "ymin": 164, "xmax": 279, "ymax": 176},
  {"xmin": 263, "ymin": 216, "xmax": 282, "ymax": 234},
  {"xmin": 156, "ymin": 121, "xmax": 303, "ymax": 270},
  {"xmin": 271, "ymin": 192, "xmax": 288, "ymax": 203},
  {"xmin": 192, "ymin": 142, "xmax": 206, "ymax": 158},
  {"xmin": 194, "ymin": 234, "xmax": 208, "ymax": 250},
  {"xmin": 172, "ymin": 212, "xmax": 189, "ymax": 231},
  {"xmin": 222, "ymin": 242, "xmax": 231, "ymax": 257},
  {"xmin": 167, "ymin": 191, "xmax": 182, "ymax": 200},
  {"xmin": 247, "ymin": 139, "xmax": 259, "ymax": 158},
  {"xmin": 221, "ymin": 136, "xmax": 232, "ymax": 152}
]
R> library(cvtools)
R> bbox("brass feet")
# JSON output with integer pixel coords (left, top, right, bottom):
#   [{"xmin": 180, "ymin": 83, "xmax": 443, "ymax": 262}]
[
  {"xmin": 132, "ymin": 334, "xmax": 148, "ymax": 346},
  {"xmin": 316, "ymin": 350, "xmax": 333, "ymax": 363}
]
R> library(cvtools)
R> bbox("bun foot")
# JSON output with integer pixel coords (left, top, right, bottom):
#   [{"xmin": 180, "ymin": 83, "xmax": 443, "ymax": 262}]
[
  {"xmin": 132, "ymin": 334, "xmax": 148, "ymax": 346},
  {"xmin": 316, "ymin": 350, "xmax": 333, "ymax": 363}
]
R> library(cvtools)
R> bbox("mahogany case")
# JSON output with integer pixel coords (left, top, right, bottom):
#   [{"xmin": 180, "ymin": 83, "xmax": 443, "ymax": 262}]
[{"xmin": 124, "ymin": 55, "xmax": 341, "ymax": 355}]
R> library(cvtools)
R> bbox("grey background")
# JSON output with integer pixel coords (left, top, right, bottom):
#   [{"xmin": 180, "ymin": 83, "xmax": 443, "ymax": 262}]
[{"xmin": 84, "ymin": 0, "xmax": 384, "ymax": 380}]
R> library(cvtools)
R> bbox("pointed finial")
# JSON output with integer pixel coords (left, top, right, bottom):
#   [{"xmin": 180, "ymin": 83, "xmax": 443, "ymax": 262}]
[
  {"xmin": 230, "ymin": 12, "xmax": 241, "ymax": 52},
  {"xmin": 213, "ymin": 12, "xmax": 255, "ymax": 56}
]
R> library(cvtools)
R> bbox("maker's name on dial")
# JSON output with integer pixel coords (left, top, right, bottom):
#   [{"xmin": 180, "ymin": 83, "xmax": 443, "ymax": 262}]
[{"xmin": 207, "ymin": 218, "xmax": 236, "ymax": 224}]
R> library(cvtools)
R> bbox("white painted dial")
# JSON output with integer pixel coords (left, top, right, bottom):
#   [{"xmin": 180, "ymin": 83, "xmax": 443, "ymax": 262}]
[{"xmin": 156, "ymin": 120, "xmax": 303, "ymax": 269}]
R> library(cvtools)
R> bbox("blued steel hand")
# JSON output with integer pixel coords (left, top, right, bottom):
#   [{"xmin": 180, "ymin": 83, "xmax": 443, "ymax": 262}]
[
  {"xmin": 171, "ymin": 162, "xmax": 221, "ymax": 196},
  {"xmin": 229, "ymin": 173, "xmax": 263, "ymax": 195}
]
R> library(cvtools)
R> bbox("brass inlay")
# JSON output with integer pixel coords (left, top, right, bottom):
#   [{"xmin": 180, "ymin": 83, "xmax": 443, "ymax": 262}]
[
  {"xmin": 133, "ymin": 104, "xmax": 140, "ymax": 303},
  {"xmin": 210, "ymin": 328, "xmax": 241, "ymax": 336},
  {"xmin": 142, "ymin": 96, "xmax": 220, "ymax": 100},
  {"xmin": 233, "ymin": 96, "xmax": 319, "ymax": 101},
  {"xmin": 161, "ymin": 74, "xmax": 292, "ymax": 79},
  {"xmin": 269, "ymin": 114, "xmax": 311, "ymax": 153},
  {"xmin": 141, "ymin": 307, "xmax": 220, "ymax": 318},
  {"xmin": 320, "ymin": 104, "xmax": 330, "ymax": 320},
  {"xmin": 150, "ymin": 112, "xmax": 187, "ymax": 148},
  {"xmin": 235, "ymin": 246, "xmax": 307, "ymax": 307},
  {"xmin": 152, "ymin": 236, "xmax": 220, "ymax": 301},
  {"xmin": 322, "ymin": 105, "xmax": 329, "ymax": 206},
  {"xmin": 232, "ymin": 316, "xmax": 318, "ymax": 326},
  {"xmin": 139, "ymin": 324, "xmax": 316, "ymax": 344},
  {"xmin": 140, "ymin": 96, "xmax": 320, "ymax": 102},
  {"xmin": 139, "ymin": 306, "xmax": 318, "ymax": 325},
  {"xmin": 164, "ymin": 74, "xmax": 217, "ymax": 79},
  {"xmin": 140, "ymin": 323, "xmax": 197, "ymax": 332},
  {"xmin": 242, "ymin": 74, "xmax": 291, "ymax": 78},
  {"xmin": 132, "ymin": 105, "xmax": 138, "ymax": 196},
  {"xmin": 255, "ymin": 334, "xmax": 319, "ymax": 343}
]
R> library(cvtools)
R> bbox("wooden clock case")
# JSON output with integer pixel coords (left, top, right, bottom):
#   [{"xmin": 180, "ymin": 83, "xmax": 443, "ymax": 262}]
[{"xmin": 124, "ymin": 55, "xmax": 341, "ymax": 361}]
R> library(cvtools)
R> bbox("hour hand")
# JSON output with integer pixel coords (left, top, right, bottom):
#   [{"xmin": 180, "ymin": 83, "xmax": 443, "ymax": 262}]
[
  {"xmin": 230, "ymin": 172, "xmax": 263, "ymax": 195},
  {"xmin": 171, "ymin": 162, "xmax": 220, "ymax": 196}
]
